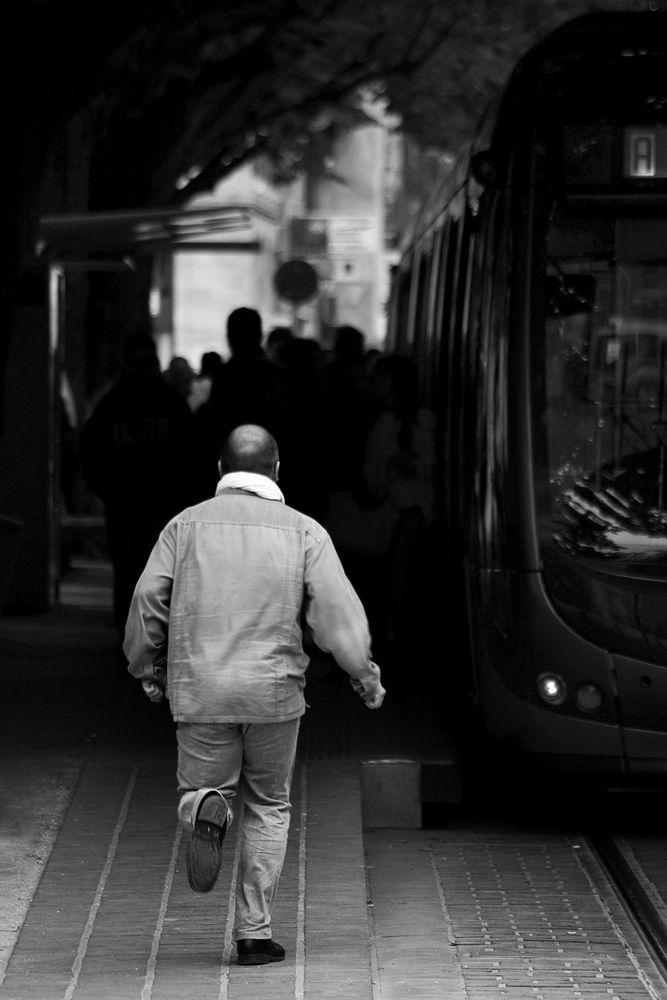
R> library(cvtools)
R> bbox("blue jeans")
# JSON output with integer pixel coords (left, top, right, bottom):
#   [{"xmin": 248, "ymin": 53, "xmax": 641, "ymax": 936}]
[{"xmin": 176, "ymin": 718, "xmax": 300, "ymax": 940}]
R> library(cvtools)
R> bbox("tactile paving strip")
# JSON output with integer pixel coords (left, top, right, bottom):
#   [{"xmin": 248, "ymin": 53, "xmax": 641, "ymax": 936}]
[
  {"xmin": 430, "ymin": 835, "xmax": 664, "ymax": 999},
  {"xmin": 363, "ymin": 828, "xmax": 667, "ymax": 1000}
]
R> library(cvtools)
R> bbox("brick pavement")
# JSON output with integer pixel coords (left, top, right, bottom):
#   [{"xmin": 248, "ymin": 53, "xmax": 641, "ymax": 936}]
[
  {"xmin": 0, "ymin": 557, "xmax": 405, "ymax": 999},
  {"xmin": 0, "ymin": 741, "xmax": 376, "ymax": 1000},
  {"xmin": 4, "ymin": 559, "xmax": 666, "ymax": 999}
]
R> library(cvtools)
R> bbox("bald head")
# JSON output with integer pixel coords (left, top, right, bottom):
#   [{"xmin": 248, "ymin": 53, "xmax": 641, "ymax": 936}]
[{"xmin": 220, "ymin": 425, "xmax": 279, "ymax": 479}]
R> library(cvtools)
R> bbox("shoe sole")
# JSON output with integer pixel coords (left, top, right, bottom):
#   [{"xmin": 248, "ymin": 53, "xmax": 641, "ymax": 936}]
[
  {"xmin": 236, "ymin": 953, "xmax": 285, "ymax": 966},
  {"xmin": 186, "ymin": 793, "xmax": 228, "ymax": 893}
]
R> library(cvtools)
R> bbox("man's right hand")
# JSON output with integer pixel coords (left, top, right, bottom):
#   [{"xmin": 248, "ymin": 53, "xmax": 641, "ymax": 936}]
[
  {"xmin": 349, "ymin": 673, "xmax": 385, "ymax": 709},
  {"xmin": 363, "ymin": 684, "xmax": 386, "ymax": 710}
]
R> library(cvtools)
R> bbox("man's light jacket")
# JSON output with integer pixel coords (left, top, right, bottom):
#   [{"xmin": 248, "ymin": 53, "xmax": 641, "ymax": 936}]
[{"xmin": 123, "ymin": 485, "xmax": 381, "ymax": 723}]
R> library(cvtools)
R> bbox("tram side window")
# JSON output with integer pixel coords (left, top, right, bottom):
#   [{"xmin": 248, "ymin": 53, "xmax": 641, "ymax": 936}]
[
  {"xmin": 391, "ymin": 267, "xmax": 413, "ymax": 354},
  {"xmin": 436, "ymin": 219, "xmax": 460, "ymax": 397},
  {"xmin": 543, "ymin": 220, "xmax": 667, "ymax": 560},
  {"xmin": 423, "ymin": 228, "xmax": 444, "ymax": 406},
  {"xmin": 421, "ymin": 223, "xmax": 447, "ymax": 409},
  {"xmin": 413, "ymin": 251, "xmax": 432, "ymax": 353}
]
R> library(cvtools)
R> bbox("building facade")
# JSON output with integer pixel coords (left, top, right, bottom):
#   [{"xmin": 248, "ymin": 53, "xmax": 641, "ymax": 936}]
[{"xmin": 163, "ymin": 114, "xmax": 397, "ymax": 367}]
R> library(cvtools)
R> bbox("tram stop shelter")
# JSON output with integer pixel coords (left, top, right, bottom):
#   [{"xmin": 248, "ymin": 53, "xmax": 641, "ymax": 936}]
[{"xmin": 0, "ymin": 204, "xmax": 272, "ymax": 614}]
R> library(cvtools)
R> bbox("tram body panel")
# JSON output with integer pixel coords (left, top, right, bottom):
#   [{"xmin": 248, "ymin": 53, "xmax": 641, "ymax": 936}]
[
  {"xmin": 470, "ymin": 566, "xmax": 621, "ymax": 746},
  {"xmin": 615, "ymin": 652, "xmax": 667, "ymax": 765},
  {"xmin": 476, "ymin": 655, "xmax": 625, "ymax": 766},
  {"xmin": 390, "ymin": 12, "xmax": 667, "ymax": 779}
]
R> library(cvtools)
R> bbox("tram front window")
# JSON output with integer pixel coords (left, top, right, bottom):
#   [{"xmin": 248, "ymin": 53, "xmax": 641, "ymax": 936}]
[{"xmin": 543, "ymin": 219, "xmax": 667, "ymax": 566}]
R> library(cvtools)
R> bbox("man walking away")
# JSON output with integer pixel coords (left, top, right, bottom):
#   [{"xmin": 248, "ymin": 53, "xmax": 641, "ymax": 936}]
[{"xmin": 123, "ymin": 424, "xmax": 385, "ymax": 966}]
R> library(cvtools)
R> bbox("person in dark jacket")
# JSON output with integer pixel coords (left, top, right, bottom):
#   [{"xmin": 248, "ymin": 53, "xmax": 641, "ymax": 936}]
[
  {"xmin": 196, "ymin": 308, "xmax": 289, "ymax": 494},
  {"xmin": 80, "ymin": 331, "xmax": 197, "ymax": 632}
]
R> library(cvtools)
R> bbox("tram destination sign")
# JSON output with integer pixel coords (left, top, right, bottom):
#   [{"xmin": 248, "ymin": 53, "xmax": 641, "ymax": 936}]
[
  {"xmin": 625, "ymin": 126, "xmax": 667, "ymax": 179},
  {"xmin": 564, "ymin": 125, "xmax": 667, "ymax": 185}
]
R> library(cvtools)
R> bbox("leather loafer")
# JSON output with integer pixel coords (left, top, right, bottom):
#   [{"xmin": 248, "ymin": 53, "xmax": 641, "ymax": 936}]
[
  {"xmin": 236, "ymin": 938, "xmax": 285, "ymax": 965},
  {"xmin": 186, "ymin": 791, "xmax": 228, "ymax": 893}
]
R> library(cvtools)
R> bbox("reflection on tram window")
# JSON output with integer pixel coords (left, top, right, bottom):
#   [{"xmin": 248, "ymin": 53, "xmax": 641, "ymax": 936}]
[{"xmin": 544, "ymin": 233, "xmax": 667, "ymax": 562}]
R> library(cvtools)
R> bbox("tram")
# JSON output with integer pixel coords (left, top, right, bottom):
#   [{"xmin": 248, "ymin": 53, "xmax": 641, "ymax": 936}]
[{"xmin": 388, "ymin": 13, "xmax": 667, "ymax": 779}]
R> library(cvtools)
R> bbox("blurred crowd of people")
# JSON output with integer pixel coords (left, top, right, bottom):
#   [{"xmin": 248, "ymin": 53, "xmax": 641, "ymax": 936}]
[{"xmin": 74, "ymin": 308, "xmax": 437, "ymax": 666}]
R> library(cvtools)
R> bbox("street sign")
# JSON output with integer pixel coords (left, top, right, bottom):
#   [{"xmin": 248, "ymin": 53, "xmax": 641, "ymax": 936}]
[
  {"xmin": 274, "ymin": 259, "xmax": 319, "ymax": 303},
  {"xmin": 289, "ymin": 218, "xmax": 328, "ymax": 258}
]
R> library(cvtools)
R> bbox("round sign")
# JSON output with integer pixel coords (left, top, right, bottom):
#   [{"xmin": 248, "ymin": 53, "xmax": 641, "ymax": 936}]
[{"xmin": 274, "ymin": 259, "xmax": 319, "ymax": 303}]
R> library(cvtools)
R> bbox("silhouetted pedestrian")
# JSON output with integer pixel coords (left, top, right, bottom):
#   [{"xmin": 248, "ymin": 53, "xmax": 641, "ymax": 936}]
[
  {"xmin": 265, "ymin": 325, "xmax": 294, "ymax": 365},
  {"xmin": 319, "ymin": 325, "xmax": 379, "ymax": 493},
  {"xmin": 80, "ymin": 331, "xmax": 197, "ymax": 633},
  {"xmin": 164, "ymin": 356, "xmax": 196, "ymax": 409},
  {"xmin": 276, "ymin": 337, "xmax": 328, "ymax": 519},
  {"xmin": 363, "ymin": 353, "xmax": 436, "ymax": 662},
  {"xmin": 196, "ymin": 308, "xmax": 289, "ymax": 493},
  {"xmin": 189, "ymin": 351, "xmax": 223, "ymax": 412}
]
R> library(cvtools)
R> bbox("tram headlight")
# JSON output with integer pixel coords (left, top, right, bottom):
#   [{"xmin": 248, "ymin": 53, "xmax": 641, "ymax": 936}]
[
  {"xmin": 537, "ymin": 672, "xmax": 567, "ymax": 706},
  {"xmin": 575, "ymin": 683, "xmax": 603, "ymax": 714}
]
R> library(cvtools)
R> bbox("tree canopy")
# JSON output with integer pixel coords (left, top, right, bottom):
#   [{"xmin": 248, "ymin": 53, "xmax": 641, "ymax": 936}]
[
  {"xmin": 0, "ymin": 0, "xmax": 661, "ymax": 436},
  {"xmin": 86, "ymin": 0, "xmax": 468, "ymax": 206},
  {"xmin": 7, "ymin": 0, "xmax": 656, "ymax": 214}
]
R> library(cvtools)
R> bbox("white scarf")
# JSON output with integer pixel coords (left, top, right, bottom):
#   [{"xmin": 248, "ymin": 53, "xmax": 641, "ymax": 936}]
[{"xmin": 215, "ymin": 472, "xmax": 285, "ymax": 503}]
